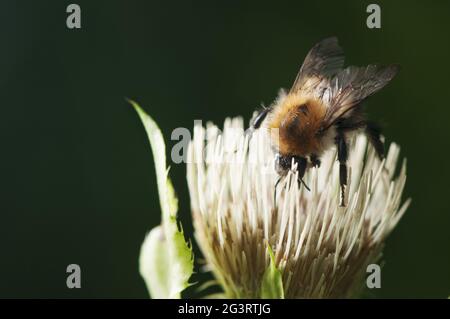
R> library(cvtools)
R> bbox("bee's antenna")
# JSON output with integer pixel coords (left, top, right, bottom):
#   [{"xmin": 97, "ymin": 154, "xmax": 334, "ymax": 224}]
[
  {"xmin": 273, "ymin": 176, "xmax": 282, "ymax": 208},
  {"xmin": 298, "ymin": 177, "xmax": 311, "ymax": 192}
]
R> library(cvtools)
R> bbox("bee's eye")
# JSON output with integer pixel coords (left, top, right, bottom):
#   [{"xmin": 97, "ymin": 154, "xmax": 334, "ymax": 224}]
[{"xmin": 299, "ymin": 104, "xmax": 309, "ymax": 115}]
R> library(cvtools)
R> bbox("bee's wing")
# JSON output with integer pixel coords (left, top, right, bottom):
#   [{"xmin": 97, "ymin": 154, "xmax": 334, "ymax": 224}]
[
  {"xmin": 321, "ymin": 64, "xmax": 400, "ymax": 130},
  {"xmin": 290, "ymin": 37, "xmax": 345, "ymax": 93}
]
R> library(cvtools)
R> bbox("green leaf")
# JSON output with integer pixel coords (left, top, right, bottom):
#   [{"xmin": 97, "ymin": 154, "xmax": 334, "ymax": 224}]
[
  {"xmin": 260, "ymin": 245, "xmax": 284, "ymax": 299},
  {"xmin": 130, "ymin": 99, "xmax": 194, "ymax": 299},
  {"xmin": 139, "ymin": 226, "xmax": 171, "ymax": 298}
]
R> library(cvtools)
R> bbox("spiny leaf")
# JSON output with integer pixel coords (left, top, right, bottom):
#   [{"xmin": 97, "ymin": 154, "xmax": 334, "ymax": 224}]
[{"xmin": 130, "ymin": 99, "xmax": 194, "ymax": 299}]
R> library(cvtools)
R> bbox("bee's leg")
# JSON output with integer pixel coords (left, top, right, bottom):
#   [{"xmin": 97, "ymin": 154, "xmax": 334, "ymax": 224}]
[
  {"xmin": 246, "ymin": 107, "xmax": 272, "ymax": 140},
  {"xmin": 293, "ymin": 156, "xmax": 310, "ymax": 191},
  {"xmin": 335, "ymin": 131, "xmax": 348, "ymax": 206},
  {"xmin": 273, "ymin": 175, "xmax": 282, "ymax": 208},
  {"xmin": 251, "ymin": 107, "xmax": 271, "ymax": 129},
  {"xmin": 310, "ymin": 153, "xmax": 321, "ymax": 167},
  {"xmin": 365, "ymin": 121, "xmax": 384, "ymax": 159}
]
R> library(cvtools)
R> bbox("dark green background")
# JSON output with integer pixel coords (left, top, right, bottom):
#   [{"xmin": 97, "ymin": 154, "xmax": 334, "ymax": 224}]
[{"xmin": 0, "ymin": 0, "xmax": 448, "ymax": 298}]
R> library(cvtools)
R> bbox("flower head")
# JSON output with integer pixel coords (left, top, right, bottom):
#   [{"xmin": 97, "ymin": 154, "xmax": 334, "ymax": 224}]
[{"xmin": 187, "ymin": 117, "xmax": 410, "ymax": 298}]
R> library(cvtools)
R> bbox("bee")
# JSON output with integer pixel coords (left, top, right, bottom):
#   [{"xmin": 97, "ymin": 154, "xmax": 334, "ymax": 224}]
[{"xmin": 251, "ymin": 37, "xmax": 399, "ymax": 206}]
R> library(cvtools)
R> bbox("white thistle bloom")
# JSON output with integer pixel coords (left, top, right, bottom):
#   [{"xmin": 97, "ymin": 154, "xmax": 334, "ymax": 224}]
[{"xmin": 187, "ymin": 117, "xmax": 410, "ymax": 298}]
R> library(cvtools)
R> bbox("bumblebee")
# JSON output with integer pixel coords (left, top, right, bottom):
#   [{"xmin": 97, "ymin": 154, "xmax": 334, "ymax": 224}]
[{"xmin": 251, "ymin": 37, "xmax": 399, "ymax": 205}]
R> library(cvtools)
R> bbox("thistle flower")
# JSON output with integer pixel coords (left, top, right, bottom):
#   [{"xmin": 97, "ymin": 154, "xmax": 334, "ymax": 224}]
[
  {"xmin": 133, "ymin": 101, "xmax": 410, "ymax": 299},
  {"xmin": 187, "ymin": 117, "xmax": 410, "ymax": 298}
]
